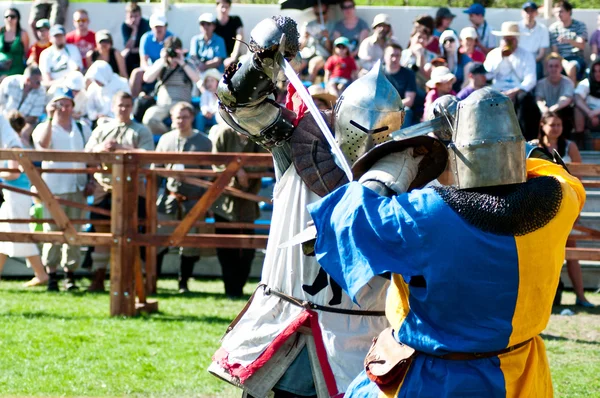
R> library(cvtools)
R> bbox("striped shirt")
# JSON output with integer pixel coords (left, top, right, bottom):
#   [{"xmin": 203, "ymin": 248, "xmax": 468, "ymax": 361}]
[
  {"xmin": 549, "ymin": 19, "xmax": 587, "ymax": 58},
  {"xmin": 0, "ymin": 75, "xmax": 47, "ymax": 118},
  {"xmin": 156, "ymin": 66, "xmax": 193, "ymax": 107}
]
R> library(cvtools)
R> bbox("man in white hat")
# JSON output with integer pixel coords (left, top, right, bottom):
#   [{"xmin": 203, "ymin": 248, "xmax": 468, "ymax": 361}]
[
  {"xmin": 190, "ymin": 13, "xmax": 227, "ymax": 73},
  {"xmin": 484, "ymin": 21, "xmax": 538, "ymax": 139},
  {"xmin": 518, "ymin": 2, "xmax": 549, "ymax": 80},
  {"xmin": 358, "ymin": 13, "xmax": 393, "ymax": 73}
]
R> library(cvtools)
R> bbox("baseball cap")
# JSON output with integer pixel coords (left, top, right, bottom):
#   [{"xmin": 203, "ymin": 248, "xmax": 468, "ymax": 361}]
[
  {"xmin": 198, "ymin": 13, "xmax": 217, "ymax": 24},
  {"xmin": 463, "ymin": 3, "xmax": 485, "ymax": 16},
  {"xmin": 436, "ymin": 7, "xmax": 456, "ymax": 19},
  {"xmin": 149, "ymin": 13, "xmax": 167, "ymax": 28},
  {"xmin": 51, "ymin": 87, "xmax": 75, "ymax": 104},
  {"xmin": 460, "ymin": 26, "xmax": 478, "ymax": 40},
  {"xmin": 522, "ymin": 2, "xmax": 538, "ymax": 10},
  {"xmin": 35, "ymin": 19, "xmax": 50, "ymax": 30},
  {"xmin": 469, "ymin": 62, "xmax": 487, "ymax": 75},
  {"xmin": 49, "ymin": 24, "xmax": 66, "ymax": 36},
  {"xmin": 95, "ymin": 29, "xmax": 112, "ymax": 43},
  {"xmin": 334, "ymin": 36, "xmax": 351, "ymax": 48},
  {"xmin": 371, "ymin": 13, "xmax": 391, "ymax": 29}
]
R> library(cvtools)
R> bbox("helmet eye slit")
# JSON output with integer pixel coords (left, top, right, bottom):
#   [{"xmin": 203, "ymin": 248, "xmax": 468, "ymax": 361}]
[{"xmin": 349, "ymin": 120, "xmax": 389, "ymax": 135}]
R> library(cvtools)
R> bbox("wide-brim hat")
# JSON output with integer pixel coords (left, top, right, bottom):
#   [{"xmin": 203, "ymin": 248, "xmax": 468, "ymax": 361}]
[
  {"xmin": 308, "ymin": 85, "xmax": 337, "ymax": 105},
  {"xmin": 492, "ymin": 21, "xmax": 521, "ymax": 36},
  {"xmin": 426, "ymin": 66, "xmax": 456, "ymax": 88}
]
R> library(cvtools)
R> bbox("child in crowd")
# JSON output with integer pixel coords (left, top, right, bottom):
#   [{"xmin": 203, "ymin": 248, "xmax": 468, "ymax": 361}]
[
  {"xmin": 324, "ymin": 37, "xmax": 358, "ymax": 97},
  {"xmin": 196, "ymin": 68, "xmax": 221, "ymax": 134},
  {"xmin": 0, "ymin": 111, "xmax": 48, "ymax": 287},
  {"xmin": 27, "ymin": 19, "xmax": 51, "ymax": 66},
  {"xmin": 423, "ymin": 65, "xmax": 456, "ymax": 119},
  {"xmin": 591, "ymin": 13, "xmax": 600, "ymax": 62}
]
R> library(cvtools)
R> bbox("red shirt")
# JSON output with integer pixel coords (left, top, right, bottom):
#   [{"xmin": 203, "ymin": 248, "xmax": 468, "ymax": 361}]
[
  {"xmin": 324, "ymin": 55, "xmax": 357, "ymax": 80},
  {"xmin": 66, "ymin": 30, "xmax": 96, "ymax": 68},
  {"xmin": 426, "ymin": 37, "xmax": 441, "ymax": 55},
  {"xmin": 27, "ymin": 42, "xmax": 51, "ymax": 65},
  {"xmin": 460, "ymin": 47, "xmax": 485, "ymax": 63}
]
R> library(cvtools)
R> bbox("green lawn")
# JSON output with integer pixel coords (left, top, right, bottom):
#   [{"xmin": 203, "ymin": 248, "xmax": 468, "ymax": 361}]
[{"xmin": 0, "ymin": 278, "xmax": 598, "ymax": 397}]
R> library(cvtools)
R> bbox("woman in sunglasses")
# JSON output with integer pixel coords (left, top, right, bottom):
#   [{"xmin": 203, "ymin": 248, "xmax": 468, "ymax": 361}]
[
  {"xmin": 0, "ymin": 8, "xmax": 30, "ymax": 77},
  {"xmin": 438, "ymin": 29, "xmax": 472, "ymax": 92}
]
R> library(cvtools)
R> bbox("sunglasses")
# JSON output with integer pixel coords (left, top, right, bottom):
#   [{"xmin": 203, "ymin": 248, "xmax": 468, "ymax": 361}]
[
  {"xmin": 444, "ymin": 38, "xmax": 456, "ymax": 43},
  {"xmin": 341, "ymin": 4, "xmax": 354, "ymax": 9},
  {"xmin": 4, "ymin": 15, "xmax": 17, "ymax": 20},
  {"xmin": 74, "ymin": 18, "xmax": 89, "ymax": 23}
]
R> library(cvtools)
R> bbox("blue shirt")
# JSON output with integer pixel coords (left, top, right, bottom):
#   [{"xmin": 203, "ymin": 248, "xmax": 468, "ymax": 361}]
[
  {"xmin": 189, "ymin": 33, "xmax": 227, "ymax": 73},
  {"xmin": 140, "ymin": 30, "xmax": 173, "ymax": 64}
]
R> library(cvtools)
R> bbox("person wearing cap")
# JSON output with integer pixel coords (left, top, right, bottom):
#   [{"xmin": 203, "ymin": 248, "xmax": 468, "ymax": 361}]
[
  {"xmin": 31, "ymin": 87, "xmax": 92, "ymax": 292},
  {"xmin": 456, "ymin": 62, "xmax": 488, "ymax": 100},
  {"xmin": 27, "ymin": 19, "xmax": 51, "ymax": 66},
  {"xmin": 438, "ymin": 29, "xmax": 472, "ymax": 92},
  {"xmin": 86, "ymin": 30, "xmax": 127, "ymax": 78},
  {"xmin": 536, "ymin": 52, "xmax": 575, "ymax": 137},
  {"xmin": 518, "ymin": 2, "xmax": 549, "ymax": 80},
  {"xmin": 190, "ymin": 13, "xmax": 227, "ymax": 73},
  {"xmin": 434, "ymin": 7, "xmax": 456, "ymax": 38},
  {"xmin": 29, "ymin": 0, "xmax": 69, "ymax": 33},
  {"xmin": 384, "ymin": 42, "xmax": 418, "ymax": 127},
  {"xmin": 358, "ymin": 13, "xmax": 393, "ymax": 73},
  {"xmin": 66, "ymin": 9, "xmax": 96, "ymax": 70},
  {"xmin": 423, "ymin": 65, "xmax": 456, "ymax": 120},
  {"xmin": 332, "ymin": 0, "xmax": 369, "ymax": 58},
  {"xmin": 47, "ymin": 70, "xmax": 88, "ymax": 120},
  {"xmin": 0, "ymin": 65, "xmax": 47, "ymax": 147},
  {"xmin": 464, "ymin": 3, "xmax": 497, "ymax": 55},
  {"xmin": 325, "ymin": 36, "xmax": 358, "ymax": 96},
  {"xmin": 196, "ymin": 68, "xmax": 222, "ymax": 133},
  {"xmin": 38, "ymin": 24, "xmax": 83, "ymax": 87},
  {"xmin": 299, "ymin": 2, "xmax": 335, "ymax": 83},
  {"xmin": 214, "ymin": 0, "xmax": 245, "ymax": 69},
  {"xmin": 459, "ymin": 26, "xmax": 485, "ymax": 63},
  {"xmin": 549, "ymin": 0, "xmax": 588, "ymax": 84},
  {"xmin": 484, "ymin": 21, "xmax": 538, "ymax": 139},
  {"xmin": 121, "ymin": 2, "xmax": 151, "ymax": 75}
]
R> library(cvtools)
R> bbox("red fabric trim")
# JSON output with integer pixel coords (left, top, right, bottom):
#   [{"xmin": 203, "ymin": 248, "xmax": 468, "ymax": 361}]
[{"xmin": 305, "ymin": 310, "xmax": 339, "ymax": 397}]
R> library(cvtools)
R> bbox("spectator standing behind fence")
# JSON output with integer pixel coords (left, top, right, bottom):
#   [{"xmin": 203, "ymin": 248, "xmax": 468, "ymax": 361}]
[
  {"xmin": 0, "ymin": 66, "xmax": 46, "ymax": 148},
  {"xmin": 32, "ymin": 88, "xmax": 91, "ymax": 292},
  {"xmin": 456, "ymin": 62, "xmax": 488, "ymax": 100},
  {"xmin": 214, "ymin": 0, "xmax": 244, "ymax": 69},
  {"xmin": 518, "ymin": 2, "xmax": 549, "ymax": 80},
  {"xmin": 85, "ymin": 91, "xmax": 154, "ymax": 292},
  {"xmin": 549, "ymin": 1, "xmax": 587, "ymax": 84},
  {"xmin": 66, "ymin": 9, "xmax": 96, "ymax": 71},
  {"xmin": 332, "ymin": 0, "xmax": 369, "ymax": 59},
  {"xmin": 154, "ymin": 102, "xmax": 212, "ymax": 294},
  {"xmin": 86, "ymin": 30, "xmax": 127, "ymax": 78},
  {"xmin": 358, "ymin": 13, "xmax": 393, "ymax": 74},
  {"xmin": 574, "ymin": 60, "xmax": 600, "ymax": 135},
  {"xmin": 196, "ymin": 68, "xmax": 221, "ymax": 133},
  {"xmin": 535, "ymin": 53, "xmax": 575, "ymax": 140},
  {"xmin": 0, "ymin": 111, "xmax": 49, "ymax": 288},
  {"xmin": 299, "ymin": 3, "xmax": 334, "ymax": 84},
  {"xmin": 384, "ymin": 42, "xmax": 417, "ymax": 127},
  {"xmin": 190, "ymin": 13, "xmax": 227, "ymax": 74},
  {"xmin": 121, "ymin": 2, "xmax": 151, "ymax": 75},
  {"xmin": 210, "ymin": 122, "xmax": 264, "ymax": 299},
  {"xmin": 29, "ymin": 0, "xmax": 68, "ymax": 33},
  {"xmin": 85, "ymin": 60, "xmax": 131, "ymax": 126},
  {"xmin": 39, "ymin": 25, "xmax": 83, "ymax": 88},
  {"xmin": 27, "ymin": 19, "xmax": 51, "ymax": 67},
  {"xmin": 324, "ymin": 37, "xmax": 357, "ymax": 97},
  {"xmin": 142, "ymin": 36, "xmax": 198, "ymax": 136},
  {"xmin": 1, "ymin": 8, "xmax": 30, "ymax": 78},
  {"xmin": 464, "ymin": 3, "xmax": 497, "ymax": 55}
]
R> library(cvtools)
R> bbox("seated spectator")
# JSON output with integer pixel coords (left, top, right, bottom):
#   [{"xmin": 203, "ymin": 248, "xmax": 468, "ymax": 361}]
[
  {"xmin": 464, "ymin": 3, "xmax": 497, "ymax": 54},
  {"xmin": 84, "ymin": 91, "xmax": 154, "ymax": 292},
  {"xmin": 413, "ymin": 15, "xmax": 440, "ymax": 55},
  {"xmin": 324, "ymin": 37, "xmax": 357, "ymax": 97},
  {"xmin": 332, "ymin": 0, "xmax": 369, "ymax": 59},
  {"xmin": 0, "ymin": 111, "xmax": 48, "ymax": 287},
  {"xmin": 424, "ymin": 66, "xmax": 456, "ymax": 120},
  {"xmin": 121, "ymin": 2, "xmax": 151, "ymax": 75},
  {"xmin": 196, "ymin": 68, "xmax": 221, "ymax": 133},
  {"xmin": 27, "ymin": 19, "xmax": 51, "ymax": 66},
  {"xmin": 155, "ymin": 102, "xmax": 212, "ymax": 294},
  {"xmin": 456, "ymin": 62, "xmax": 488, "ymax": 100},
  {"xmin": 214, "ymin": 0, "xmax": 244, "ymax": 69},
  {"xmin": 130, "ymin": 13, "xmax": 172, "ymax": 98},
  {"xmin": 32, "ymin": 88, "xmax": 91, "ymax": 292},
  {"xmin": 307, "ymin": 84, "xmax": 337, "ymax": 110},
  {"xmin": 519, "ymin": 2, "xmax": 549, "ymax": 80},
  {"xmin": 299, "ymin": 3, "xmax": 334, "ymax": 83},
  {"xmin": 85, "ymin": 60, "xmax": 131, "ymax": 125},
  {"xmin": 0, "ymin": 66, "xmax": 46, "ymax": 147},
  {"xmin": 591, "ymin": 13, "xmax": 599, "ymax": 63},
  {"xmin": 484, "ymin": 22, "xmax": 538, "ymax": 140},
  {"xmin": 66, "ymin": 9, "xmax": 96, "ymax": 70},
  {"xmin": 142, "ymin": 36, "xmax": 199, "ymax": 135},
  {"xmin": 358, "ymin": 13, "xmax": 393, "ymax": 73},
  {"xmin": 383, "ymin": 42, "xmax": 417, "ymax": 126},
  {"xmin": 210, "ymin": 121, "xmax": 265, "ymax": 298},
  {"xmin": 535, "ymin": 53, "xmax": 574, "ymax": 139},
  {"xmin": 574, "ymin": 60, "xmax": 600, "ymax": 134},
  {"xmin": 28, "ymin": 0, "xmax": 68, "ymax": 32},
  {"xmin": 549, "ymin": 1, "xmax": 587, "ymax": 84},
  {"xmin": 401, "ymin": 25, "xmax": 437, "ymax": 86},
  {"xmin": 86, "ymin": 30, "xmax": 127, "ymax": 78},
  {"xmin": 190, "ymin": 13, "xmax": 227, "ymax": 74},
  {"xmin": 438, "ymin": 30, "xmax": 472, "ymax": 92},
  {"xmin": 459, "ymin": 27, "xmax": 485, "ymax": 63},
  {"xmin": 39, "ymin": 25, "xmax": 83, "ymax": 87},
  {"xmin": 434, "ymin": 7, "xmax": 456, "ymax": 38},
  {"xmin": 1, "ymin": 8, "xmax": 30, "ymax": 78}
]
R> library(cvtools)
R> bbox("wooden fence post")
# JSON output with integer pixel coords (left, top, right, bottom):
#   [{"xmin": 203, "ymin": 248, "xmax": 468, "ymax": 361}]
[{"xmin": 145, "ymin": 172, "xmax": 158, "ymax": 295}]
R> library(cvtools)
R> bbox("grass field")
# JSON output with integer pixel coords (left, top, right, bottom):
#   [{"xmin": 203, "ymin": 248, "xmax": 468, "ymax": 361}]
[{"xmin": 0, "ymin": 278, "xmax": 599, "ymax": 397}]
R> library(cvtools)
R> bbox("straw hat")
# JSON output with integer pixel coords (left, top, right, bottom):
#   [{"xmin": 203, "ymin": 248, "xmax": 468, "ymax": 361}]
[
  {"xmin": 426, "ymin": 66, "xmax": 456, "ymax": 88},
  {"xmin": 492, "ymin": 22, "xmax": 521, "ymax": 37},
  {"xmin": 308, "ymin": 85, "xmax": 337, "ymax": 105}
]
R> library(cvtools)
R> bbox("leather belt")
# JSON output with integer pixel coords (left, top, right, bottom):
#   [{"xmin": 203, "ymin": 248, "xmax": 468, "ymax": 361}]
[
  {"xmin": 259, "ymin": 283, "xmax": 386, "ymax": 317},
  {"xmin": 434, "ymin": 338, "xmax": 533, "ymax": 361}
]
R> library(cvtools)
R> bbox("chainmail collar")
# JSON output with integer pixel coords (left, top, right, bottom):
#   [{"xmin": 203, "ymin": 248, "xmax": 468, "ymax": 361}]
[{"xmin": 433, "ymin": 176, "xmax": 563, "ymax": 236}]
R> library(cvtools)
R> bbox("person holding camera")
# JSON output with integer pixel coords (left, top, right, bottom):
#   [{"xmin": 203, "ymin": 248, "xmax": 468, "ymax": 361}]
[{"xmin": 142, "ymin": 36, "xmax": 199, "ymax": 136}]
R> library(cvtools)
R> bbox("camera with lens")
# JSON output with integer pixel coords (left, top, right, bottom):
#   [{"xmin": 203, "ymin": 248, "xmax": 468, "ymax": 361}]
[{"xmin": 166, "ymin": 47, "xmax": 178, "ymax": 58}]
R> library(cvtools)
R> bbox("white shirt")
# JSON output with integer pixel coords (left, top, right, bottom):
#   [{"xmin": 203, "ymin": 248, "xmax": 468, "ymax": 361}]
[
  {"xmin": 32, "ymin": 119, "xmax": 91, "ymax": 194},
  {"xmin": 38, "ymin": 44, "xmax": 83, "ymax": 81},
  {"xmin": 575, "ymin": 78, "xmax": 600, "ymax": 111},
  {"xmin": 518, "ymin": 20, "xmax": 550, "ymax": 56},
  {"xmin": 86, "ymin": 76, "xmax": 130, "ymax": 121},
  {"xmin": 200, "ymin": 91, "xmax": 219, "ymax": 116},
  {"xmin": 484, "ymin": 46, "xmax": 537, "ymax": 92}
]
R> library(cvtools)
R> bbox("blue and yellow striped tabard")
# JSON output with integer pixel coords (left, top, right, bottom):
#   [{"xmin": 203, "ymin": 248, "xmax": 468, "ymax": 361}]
[{"xmin": 307, "ymin": 159, "xmax": 585, "ymax": 397}]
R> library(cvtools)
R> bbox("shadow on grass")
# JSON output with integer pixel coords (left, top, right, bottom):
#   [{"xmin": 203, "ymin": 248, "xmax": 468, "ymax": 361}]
[
  {"xmin": 551, "ymin": 305, "xmax": 600, "ymax": 315},
  {"xmin": 541, "ymin": 333, "xmax": 600, "ymax": 346},
  {"xmin": 152, "ymin": 289, "xmax": 250, "ymax": 301},
  {"xmin": 0, "ymin": 311, "xmax": 233, "ymax": 324}
]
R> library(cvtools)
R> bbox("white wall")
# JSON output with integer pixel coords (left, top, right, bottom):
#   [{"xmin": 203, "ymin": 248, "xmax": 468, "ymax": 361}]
[{"xmin": 1, "ymin": 2, "xmax": 599, "ymax": 55}]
